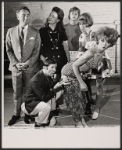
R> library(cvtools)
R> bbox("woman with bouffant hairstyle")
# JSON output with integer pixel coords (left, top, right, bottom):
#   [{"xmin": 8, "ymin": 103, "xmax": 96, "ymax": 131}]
[
  {"xmin": 61, "ymin": 26, "xmax": 119, "ymax": 126},
  {"xmin": 39, "ymin": 6, "xmax": 70, "ymax": 77}
]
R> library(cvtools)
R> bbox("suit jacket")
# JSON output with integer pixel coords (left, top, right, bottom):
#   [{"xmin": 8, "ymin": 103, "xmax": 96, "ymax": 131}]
[
  {"xmin": 24, "ymin": 70, "xmax": 56, "ymax": 113},
  {"xmin": 6, "ymin": 25, "xmax": 41, "ymax": 74}
]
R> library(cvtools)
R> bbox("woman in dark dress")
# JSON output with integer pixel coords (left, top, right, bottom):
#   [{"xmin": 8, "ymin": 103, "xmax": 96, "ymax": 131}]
[{"xmin": 39, "ymin": 6, "xmax": 70, "ymax": 79}]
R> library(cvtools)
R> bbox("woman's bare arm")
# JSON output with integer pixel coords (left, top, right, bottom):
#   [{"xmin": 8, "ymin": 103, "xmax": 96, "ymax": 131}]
[
  {"xmin": 63, "ymin": 41, "xmax": 70, "ymax": 62},
  {"xmin": 73, "ymin": 49, "xmax": 94, "ymax": 91}
]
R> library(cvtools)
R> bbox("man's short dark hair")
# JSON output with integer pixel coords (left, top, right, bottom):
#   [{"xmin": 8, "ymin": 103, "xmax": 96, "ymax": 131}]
[
  {"xmin": 43, "ymin": 58, "xmax": 57, "ymax": 66},
  {"xmin": 16, "ymin": 6, "xmax": 30, "ymax": 14}
]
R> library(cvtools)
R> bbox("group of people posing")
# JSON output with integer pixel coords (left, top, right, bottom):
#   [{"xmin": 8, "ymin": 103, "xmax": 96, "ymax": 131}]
[{"xmin": 6, "ymin": 6, "xmax": 119, "ymax": 128}]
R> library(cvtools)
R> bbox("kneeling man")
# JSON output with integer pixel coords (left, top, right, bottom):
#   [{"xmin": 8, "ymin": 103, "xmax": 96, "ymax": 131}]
[{"xmin": 21, "ymin": 58, "xmax": 63, "ymax": 127}]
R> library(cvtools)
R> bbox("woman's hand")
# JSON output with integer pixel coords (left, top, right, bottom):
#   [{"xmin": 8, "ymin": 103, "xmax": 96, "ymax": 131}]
[
  {"xmin": 109, "ymin": 69, "xmax": 114, "ymax": 76},
  {"xmin": 80, "ymin": 82, "xmax": 88, "ymax": 91},
  {"xmin": 63, "ymin": 41, "xmax": 70, "ymax": 62},
  {"xmin": 40, "ymin": 55, "xmax": 46, "ymax": 62}
]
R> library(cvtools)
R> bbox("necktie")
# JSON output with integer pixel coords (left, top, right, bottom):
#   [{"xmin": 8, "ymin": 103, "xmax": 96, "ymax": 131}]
[
  {"xmin": 20, "ymin": 27, "xmax": 24, "ymax": 43},
  {"xmin": 20, "ymin": 27, "xmax": 24, "ymax": 57}
]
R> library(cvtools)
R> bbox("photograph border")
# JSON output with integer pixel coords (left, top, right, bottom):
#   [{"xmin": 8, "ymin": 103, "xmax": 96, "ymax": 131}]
[{"xmin": 1, "ymin": 0, "xmax": 121, "ymax": 149}]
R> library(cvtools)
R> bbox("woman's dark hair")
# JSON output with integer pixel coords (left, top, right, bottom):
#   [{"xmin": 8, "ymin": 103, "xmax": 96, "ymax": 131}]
[
  {"xmin": 68, "ymin": 7, "xmax": 80, "ymax": 19},
  {"xmin": 43, "ymin": 58, "xmax": 57, "ymax": 67},
  {"xmin": 79, "ymin": 12, "xmax": 93, "ymax": 27},
  {"xmin": 16, "ymin": 6, "xmax": 30, "ymax": 14},
  {"xmin": 45, "ymin": 6, "xmax": 65, "ymax": 32},
  {"xmin": 52, "ymin": 6, "xmax": 64, "ymax": 21}
]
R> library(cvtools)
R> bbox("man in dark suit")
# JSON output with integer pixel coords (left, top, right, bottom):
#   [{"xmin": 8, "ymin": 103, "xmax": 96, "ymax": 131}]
[
  {"xmin": 21, "ymin": 58, "xmax": 64, "ymax": 127},
  {"xmin": 6, "ymin": 6, "xmax": 41, "ymax": 126}
]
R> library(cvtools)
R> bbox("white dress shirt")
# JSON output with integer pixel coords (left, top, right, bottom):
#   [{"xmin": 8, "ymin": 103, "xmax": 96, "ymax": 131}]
[{"xmin": 19, "ymin": 24, "xmax": 28, "ymax": 45}]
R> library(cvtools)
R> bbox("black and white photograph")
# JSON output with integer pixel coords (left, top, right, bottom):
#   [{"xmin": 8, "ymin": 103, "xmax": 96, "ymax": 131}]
[{"xmin": 2, "ymin": 1, "xmax": 121, "ymax": 148}]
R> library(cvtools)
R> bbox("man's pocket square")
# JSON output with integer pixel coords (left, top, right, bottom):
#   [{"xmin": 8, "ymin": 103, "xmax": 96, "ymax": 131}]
[{"xmin": 29, "ymin": 37, "xmax": 35, "ymax": 40}]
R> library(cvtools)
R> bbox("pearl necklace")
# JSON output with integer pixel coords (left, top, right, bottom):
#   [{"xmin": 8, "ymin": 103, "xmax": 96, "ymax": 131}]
[{"xmin": 48, "ymin": 30, "xmax": 59, "ymax": 50}]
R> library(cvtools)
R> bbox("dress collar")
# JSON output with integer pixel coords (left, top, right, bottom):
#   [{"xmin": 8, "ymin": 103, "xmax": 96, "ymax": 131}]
[{"xmin": 47, "ymin": 25, "xmax": 58, "ymax": 33}]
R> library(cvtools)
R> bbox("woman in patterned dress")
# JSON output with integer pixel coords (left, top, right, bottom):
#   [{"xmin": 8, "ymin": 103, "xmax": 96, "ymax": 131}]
[
  {"xmin": 61, "ymin": 26, "xmax": 119, "ymax": 126},
  {"xmin": 61, "ymin": 74, "xmax": 89, "ymax": 127}
]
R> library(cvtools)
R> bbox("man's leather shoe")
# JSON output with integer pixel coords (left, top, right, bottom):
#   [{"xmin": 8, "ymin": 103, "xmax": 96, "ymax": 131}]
[
  {"xmin": 24, "ymin": 114, "xmax": 35, "ymax": 124},
  {"xmin": 24, "ymin": 114, "xmax": 31, "ymax": 124},
  {"xmin": 34, "ymin": 122, "xmax": 48, "ymax": 128},
  {"xmin": 8, "ymin": 115, "xmax": 20, "ymax": 126}
]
